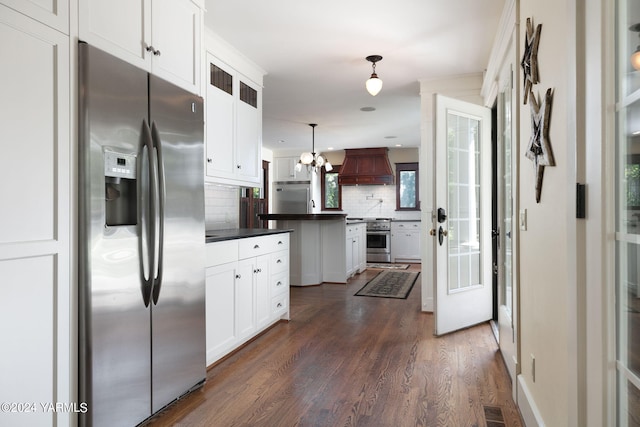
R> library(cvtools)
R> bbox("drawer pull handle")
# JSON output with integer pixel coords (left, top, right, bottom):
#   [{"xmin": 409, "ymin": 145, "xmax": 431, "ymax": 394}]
[
  {"xmin": 254, "ymin": 244, "xmax": 260, "ymax": 249},
  {"xmin": 277, "ymin": 259, "xmax": 282, "ymax": 263},
  {"xmin": 276, "ymin": 281, "xmax": 282, "ymax": 286},
  {"xmin": 277, "ymin": 303, "xmax": 283, "ymax": 308},
  {"xmin": 278, "ymin": 241, "xmax": 283, "ymax": 245}
]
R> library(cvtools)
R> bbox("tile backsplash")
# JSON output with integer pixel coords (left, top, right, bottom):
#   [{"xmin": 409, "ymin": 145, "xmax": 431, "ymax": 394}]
[
  {"xmin": 205, "ymin": 183, "xmax": 239, "ymax": 230},
  {"xmin": 340, "ymin": 185, "xmax": 420, "ymax": 220}
]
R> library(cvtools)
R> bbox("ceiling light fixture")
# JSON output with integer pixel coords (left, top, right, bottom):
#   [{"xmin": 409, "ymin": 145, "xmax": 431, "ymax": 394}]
[
  {"xmin": 630, "ymin": 24, "xmax": 640, "ymax": 71},
  {"xmin": 365, "ymin": 55, "xmax": 383, "ymax": 96},
  {"xmin": 295, "ymin": 124, "xmax": 333, "ymax": 173}
]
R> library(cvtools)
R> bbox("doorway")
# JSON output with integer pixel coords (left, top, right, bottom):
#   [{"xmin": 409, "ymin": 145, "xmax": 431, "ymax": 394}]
[{"xmin": 240, "ymin": 160, "xmax": 269, "ymax": 228}]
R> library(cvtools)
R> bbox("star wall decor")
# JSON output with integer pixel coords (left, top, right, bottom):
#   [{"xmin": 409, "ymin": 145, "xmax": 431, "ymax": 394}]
[
  {"xmin": 521, "ymin": 18, "xmax": 542, "ymax": 105},
  {"xmin": 525, "ymin": 88, "xmax": 554, "ymax": 203}
]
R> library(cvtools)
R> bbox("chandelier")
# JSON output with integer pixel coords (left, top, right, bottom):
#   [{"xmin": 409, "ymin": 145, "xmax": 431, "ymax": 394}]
[{"xmin": 296, "ymin": 124, "xmax": 333, "ymax": 173}]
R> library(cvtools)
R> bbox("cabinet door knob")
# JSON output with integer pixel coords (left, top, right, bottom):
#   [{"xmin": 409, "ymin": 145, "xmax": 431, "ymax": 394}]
[
  {"xmin": 235, "ymin": 274, "xmax": 241, "ymax": 279},
  {"xmin": 254, "ymin": 244, "xmax": 260, "ymax": 249},
  {"xmin": 207, "ymin": 158, "xmax": 212, "ymax": 163},
  {"xmin": 278, "ymin": 241, "xmax": 283, "ymax": 245},
  {"xmin": 237, "ymin": 164, "xmax": 242, "ymax": 169},
  {"xmin": 145, "ymin": 45, "xmax": 155, "ymax": 53},
  {"xmin": 153, "ymin": 49, "xmax": 161, "ymax": 56},
  {"xmin": 277, "ymin": 259, "xmax": 282, "ymax": 263},
  {"xmin": 276, "ymin": 281, "xmax": 282, "ymax": 286},
  {"xmin": 277, "ymin": 303, "xmax": 283, "ymax": 308}
]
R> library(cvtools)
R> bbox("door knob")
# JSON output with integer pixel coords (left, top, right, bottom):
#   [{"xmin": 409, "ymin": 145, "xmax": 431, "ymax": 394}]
[
  {"xmin": 438, "ymin": 226, "xmax": 447, "ymax": 246},
  {"xmin": 429, "ymin": 229, "xmax": 437, "ymax": 236}
]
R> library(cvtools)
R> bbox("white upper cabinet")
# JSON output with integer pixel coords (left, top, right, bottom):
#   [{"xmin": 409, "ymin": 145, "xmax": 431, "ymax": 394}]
[
  {"xmin": 79, "ymin": 0, "xmax": 202, "ymax": 93},
  {"xmin": 205, "ymin": 52, "xmax": 262, "ymax": 187},
  {"xmin": 274, "ymin": 157, "xmax": 311, "ymax": 182},
  {"xmin": 0, "ymin": 0, "xmax": 69, "ymax": 33}
]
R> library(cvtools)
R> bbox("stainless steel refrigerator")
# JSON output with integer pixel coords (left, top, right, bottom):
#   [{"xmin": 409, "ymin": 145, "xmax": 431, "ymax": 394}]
[
  {"xmin": 273, "ymin": 181, "xmax": 312, "ymax": 214},
  {"xmin": 78, "ymin": 42, "xmax": 206, "ymax": 427}
]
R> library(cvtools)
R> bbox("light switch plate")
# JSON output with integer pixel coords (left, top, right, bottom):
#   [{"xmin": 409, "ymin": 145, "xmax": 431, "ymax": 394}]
[{"xmin": 519, "ymin": 209, "xmax": 527, "ymax": 231}]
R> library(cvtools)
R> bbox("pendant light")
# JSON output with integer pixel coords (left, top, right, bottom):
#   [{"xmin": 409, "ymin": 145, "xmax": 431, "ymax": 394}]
[
  {"xmin": 365, "ymin": 55, "xmax": 383, "ymax": 96},
  {"xmin": 296, "ymin": 124, "xmax": 333, "ymax": 173}
]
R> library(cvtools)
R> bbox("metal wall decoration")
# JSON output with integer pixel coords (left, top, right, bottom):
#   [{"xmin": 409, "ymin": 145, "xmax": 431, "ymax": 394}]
[
  {"xmin": 521, "ymin": 16, "xmax": 554, "ymax": 203},
  {"xmin": 521, "ymin": 18, "xmax": 542, "ymax": 105},
  {"xmin": 525, "ymin": 88, "xmax": 554, "ymax": 203}
]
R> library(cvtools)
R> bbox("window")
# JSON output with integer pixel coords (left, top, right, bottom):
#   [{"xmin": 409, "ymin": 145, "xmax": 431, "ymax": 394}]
[
  {"xmin": 396, "ymin": 162, "xmax": 420, "ymax": 210},
  {"xmin": 321, "ymin": 165, "xmax": 341, "ymax": 210}
]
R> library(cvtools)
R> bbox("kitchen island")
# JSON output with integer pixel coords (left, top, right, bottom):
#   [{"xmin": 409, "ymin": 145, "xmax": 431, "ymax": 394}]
[{"xmin": 259, "ymin": 213, "xmax": 359, "ymax": 286}]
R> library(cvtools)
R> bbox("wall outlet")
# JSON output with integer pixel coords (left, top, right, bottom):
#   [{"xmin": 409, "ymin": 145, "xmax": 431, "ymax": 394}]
[{"xmin": 519, "ymin": 209, "xmax": 527, "ymax": 231}]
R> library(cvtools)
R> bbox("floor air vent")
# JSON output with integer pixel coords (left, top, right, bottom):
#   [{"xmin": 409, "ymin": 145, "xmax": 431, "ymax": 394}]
[{"xmin": 483, "ymin": 405, "xmax": 506, "ymax": 427}]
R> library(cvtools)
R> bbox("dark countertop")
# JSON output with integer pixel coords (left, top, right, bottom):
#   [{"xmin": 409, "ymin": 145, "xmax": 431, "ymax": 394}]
[
  {"xmin": 206, "ymin": 228, "xmax": 293, "ymax": 243},
  {"xmin": 259, "ymin": 213, "xmax": 347, "ymax": 221}
]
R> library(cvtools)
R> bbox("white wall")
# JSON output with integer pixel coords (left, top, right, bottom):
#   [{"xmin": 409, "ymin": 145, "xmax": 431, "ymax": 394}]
[{"xmin": 516, "ymin": 0, "xmax": 576, "ymax": 425}]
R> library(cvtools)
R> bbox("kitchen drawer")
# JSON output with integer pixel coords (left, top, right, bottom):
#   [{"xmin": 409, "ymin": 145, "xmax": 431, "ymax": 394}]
[
  {"xmin": 206, "ymin": 240, "xmax": 239, "ymax": 267},
  {"xmin": 391, "ymin": 221, "xmax": 421, "ymax": 231},
  {"xmin": 238, "ymin": 233, "xmax": 289, "ymax": 259},
  {"xmin": 270, "ymin": 250, "xmax": 289, "ymax": 274},
  {"xmin": 271, "ymin": 271, "xmax": 289, "ymax": 297},
  {"xmin": 271, "ymin": 293, "xmax": 288, "ymax": 317},
  {"xmin": 271, "ymin": 234, "xmax": 289, "ymax": 252}
]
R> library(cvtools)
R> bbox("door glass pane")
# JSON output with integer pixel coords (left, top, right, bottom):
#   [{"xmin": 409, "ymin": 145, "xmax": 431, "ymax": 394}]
[
  {"xmin": 500, "ymin": 82, "xmax": 513, "ymax": 315},
  {"xmin": 617, "ymin": 0, "xmax": 640, "ymax": 424},
  {"xmin": 447, "ymin": 111, "xmax": 481, "ymax": 292}
]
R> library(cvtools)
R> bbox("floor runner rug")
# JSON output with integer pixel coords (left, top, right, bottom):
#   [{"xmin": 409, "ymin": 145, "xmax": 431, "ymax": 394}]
[
  {"xmin": 366, "ymin": 263, "xmax": 410, "ymax": 270},
  {"xmin": 355, "ymin": 270, "xmax": 420, "ymax": 299}
]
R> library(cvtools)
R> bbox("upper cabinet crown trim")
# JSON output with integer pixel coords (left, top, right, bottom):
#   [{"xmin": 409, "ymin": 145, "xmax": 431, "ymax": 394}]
[{"xmin": 204, "ymin": 28, "xmax": 266, "ymax": 87}]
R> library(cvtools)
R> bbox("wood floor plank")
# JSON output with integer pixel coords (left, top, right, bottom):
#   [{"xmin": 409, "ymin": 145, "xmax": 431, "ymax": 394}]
[{"xmin": 145, "ymin": 265, "xmax": 523, "ymax": 427}]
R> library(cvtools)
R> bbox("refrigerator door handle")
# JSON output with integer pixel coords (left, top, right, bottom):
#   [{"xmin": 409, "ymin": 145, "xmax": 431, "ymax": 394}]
[
  {"xmin": 140, "ymin": 120, "xmax": 157, "ymax": 307},
  {"xmin": 151, "ymin": 121, "xmax": 165, "ymax": 305}
]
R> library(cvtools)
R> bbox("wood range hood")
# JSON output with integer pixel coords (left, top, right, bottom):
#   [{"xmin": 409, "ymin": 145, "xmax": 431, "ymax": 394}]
[{"xmin": 338, "ymin": 148, "xmax": 394, "ymax": 185}]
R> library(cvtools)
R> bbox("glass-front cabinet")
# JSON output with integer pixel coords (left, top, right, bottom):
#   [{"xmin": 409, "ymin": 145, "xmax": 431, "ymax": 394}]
[{"xmin": 616, "ymin": 0, "xmax": 640, "ymax": 425}]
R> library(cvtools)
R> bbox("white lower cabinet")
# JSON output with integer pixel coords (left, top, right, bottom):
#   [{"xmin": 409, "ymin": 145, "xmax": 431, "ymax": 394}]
[
  {"xmin": 205, "ymin": 261, "xmax": 237, "ymax": 360},
  {"xmin": 346, "ymin": 223, "xmax": 366, "ymax": 278},
  {"xmin": 391, "ymin": 221, "xmax": 421, "ymax": 263},
  {"xmin": 205, "ymin": 233, "xmax": 290, "ymax": 366}
]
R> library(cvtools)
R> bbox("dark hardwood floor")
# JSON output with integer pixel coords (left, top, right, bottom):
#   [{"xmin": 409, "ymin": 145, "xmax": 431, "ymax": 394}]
[{"xmin": 147, "ymin": 264, "xmax": 523, "ymax": 427}]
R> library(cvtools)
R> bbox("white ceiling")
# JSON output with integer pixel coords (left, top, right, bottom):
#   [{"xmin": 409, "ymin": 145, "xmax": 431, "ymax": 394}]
[{"xmin": 204, "ymin": 0, "xmax": 505, "ymax": 154}]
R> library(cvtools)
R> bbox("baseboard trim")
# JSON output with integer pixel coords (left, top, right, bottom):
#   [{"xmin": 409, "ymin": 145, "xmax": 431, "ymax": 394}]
[{"xmin": 517, "ymin": 375, "xmax": 546, "ymax": 427}]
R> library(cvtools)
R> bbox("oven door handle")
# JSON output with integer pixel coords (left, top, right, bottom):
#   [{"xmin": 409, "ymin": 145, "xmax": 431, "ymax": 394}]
[{"xmin": 367, "ymin": 230, "xmax": 390, "ymax": 234}]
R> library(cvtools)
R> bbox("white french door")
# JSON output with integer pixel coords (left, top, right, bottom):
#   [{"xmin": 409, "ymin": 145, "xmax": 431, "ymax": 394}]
[
  {"xmin": 433, "ymin": 94, "xmax": 492, "ymax": 336},
  {"xmin": 497, "ymin": 60, "xmax": 518, "ymax": 384},
  {"xmin": 614, "ymin": 0, "xmax": 640, "ymax": 424}
]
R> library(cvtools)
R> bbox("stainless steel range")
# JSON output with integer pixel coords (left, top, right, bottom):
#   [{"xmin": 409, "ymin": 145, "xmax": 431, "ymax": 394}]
[{"xmin": 365, "ymin": 218, "xmax": 392, "ymax": 263}]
